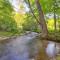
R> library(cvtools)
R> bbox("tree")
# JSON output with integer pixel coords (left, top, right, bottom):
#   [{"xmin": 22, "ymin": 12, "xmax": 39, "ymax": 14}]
[
  {"xmin": 39, "ymin": 0, "xmax": 60, "ymax": 32},
  {"xmin": 25, "ymin": 0, "xmax": 60, "ymax": 42},
  {"xmin": 0, "ymin": 0, "xmax": 18, "ymax": 32},
  {"xmin": 27, "ymin": 0, "xmax": 60, "ymax": 32},
  {"xmin": 25, "ymin": 0, "xmax": 48, "ymax": 37},
  {"xmin": 35, "ymin": 0, "xmax": 48, "ymax": 36}
]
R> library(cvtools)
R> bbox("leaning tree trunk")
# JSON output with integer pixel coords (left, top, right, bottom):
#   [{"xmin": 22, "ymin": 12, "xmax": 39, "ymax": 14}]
[{"xmin": 35, "ymin": 0, "xmax": 48, "ymax": 37}]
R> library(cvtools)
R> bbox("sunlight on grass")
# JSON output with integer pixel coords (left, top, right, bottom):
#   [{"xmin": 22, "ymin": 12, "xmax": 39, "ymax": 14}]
[{"xmin": 0, "ymin": 31, "xmax": 14, "ymax": 37}]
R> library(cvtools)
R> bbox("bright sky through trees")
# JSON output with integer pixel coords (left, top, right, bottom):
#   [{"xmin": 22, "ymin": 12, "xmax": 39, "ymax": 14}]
[{"xmin": 9, "ymin": 0, "xmax": 29, "ymax": 13}]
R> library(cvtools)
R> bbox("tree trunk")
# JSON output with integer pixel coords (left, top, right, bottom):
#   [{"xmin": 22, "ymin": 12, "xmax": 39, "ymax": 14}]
[
  {"xmin": 35, "ymin": 0, "xmax": 48, "ymax": 37},
  {"xmin": 54, "ymin": 0, "xmax": 57, "ymax": 32},
  {"xmin": 54, "ymin": 12, "xmax": 57, "ymax": 32}
]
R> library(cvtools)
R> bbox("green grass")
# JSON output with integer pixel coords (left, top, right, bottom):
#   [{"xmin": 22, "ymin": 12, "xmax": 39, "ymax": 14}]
[
  {"xmin": 0, "ymin": 31, "xmax": 25, "ymax": 37},
  {"xmin": 0, "ymin": 31, "xmax": 15, "ymax": 37}
]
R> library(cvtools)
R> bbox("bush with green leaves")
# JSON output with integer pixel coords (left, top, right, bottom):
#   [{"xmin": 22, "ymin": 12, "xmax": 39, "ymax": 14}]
[{"xmin": 0, "ymin": 0, "xmax": 18, "ymax": 32}]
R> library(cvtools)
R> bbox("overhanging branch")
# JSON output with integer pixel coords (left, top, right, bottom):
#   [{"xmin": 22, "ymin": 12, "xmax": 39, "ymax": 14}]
[{"xmin": 27, "ymin": 0, "xmax": 41, "ymax": 25}]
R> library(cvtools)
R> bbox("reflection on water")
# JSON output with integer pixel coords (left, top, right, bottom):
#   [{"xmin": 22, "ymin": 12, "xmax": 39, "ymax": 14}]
[
  {"xmin": 0, "ymin": 34, "xmax": 60, "ymax": 60},
  {"xmin": 46, "ymin": 41, "xmax": 60, "ymax": 57},
  {"xmin": 46, "ymin": 41, "xmax": 56, "ymax": 58}
]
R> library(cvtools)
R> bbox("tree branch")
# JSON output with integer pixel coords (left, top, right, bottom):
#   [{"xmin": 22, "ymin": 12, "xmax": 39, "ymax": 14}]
[{"xmin": 27, "ymin": 0, "xmax": 41, "ymax": 25}]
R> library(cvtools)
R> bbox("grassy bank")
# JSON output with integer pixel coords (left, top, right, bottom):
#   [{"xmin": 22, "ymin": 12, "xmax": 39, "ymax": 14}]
[
  {"xmin": 0, "ymin": 31, "xmax": 14, "ymax": 37},
  {"xmin": 0, "ymin": 31, "xmax": 21, "ymax": 37}
]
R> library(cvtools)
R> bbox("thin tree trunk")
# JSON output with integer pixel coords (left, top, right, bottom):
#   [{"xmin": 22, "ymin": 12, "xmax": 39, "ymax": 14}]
[
  {"xmin": 54, "ymin": 2, "xmax": 57, "ymax": 32},
  {"xmin": 54, "ymin": 12, "xmax": 57, "ymax": 32},
  {"xmin": 35, "ymin": 0, "xmax": 48, "ymax": 37},
  {"xmin": 27, "ymin": 0, "xmax": 41, "ymax": 25},
  {"xmin": 58, "ymin": 16, "xmax": 60, "ymax": 32}
]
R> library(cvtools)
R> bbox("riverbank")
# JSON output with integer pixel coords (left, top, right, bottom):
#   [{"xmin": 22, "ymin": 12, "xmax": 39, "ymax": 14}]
[
  {"xmin": 0, "ymin": 31, "xmax": 20, "ymax": 41},
  {"xmin": 0, "ymin": 31, "xmax": 60, "ymax": 60},
  {"xmin": 0, "ymin": 31, "xmax": 39, "ymax": 42},
  {"xmin": 0, "ymin": 31, "xmax": 60, "ymax": 43}
]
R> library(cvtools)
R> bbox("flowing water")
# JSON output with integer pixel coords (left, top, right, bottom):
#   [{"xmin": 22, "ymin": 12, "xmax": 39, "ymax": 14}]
[{"xmin": 0, "ymin": 32, "xmax": 60, "ymax": 60}]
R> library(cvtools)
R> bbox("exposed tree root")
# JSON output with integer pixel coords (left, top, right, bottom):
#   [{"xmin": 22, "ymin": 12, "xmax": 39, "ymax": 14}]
[{"xmin": 38, "ymin": 33, "xmax": 60, "ymax": 43}]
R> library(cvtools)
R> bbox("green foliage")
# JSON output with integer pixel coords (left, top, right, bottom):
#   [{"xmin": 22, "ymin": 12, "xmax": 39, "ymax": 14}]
[
  {"xmin": 0, "ymin": 31, "xmax": 14, "ymax": 37},
  {"xmin": 25, "ymin": 0, "xmax": 60, "ymax": 32},
  {"xmin": 39, "ymin": 0, "xmax": 60, "ymax": 15},
  {"xmin": 0, "ymin": 0, "xmax": 18, "ymax": 33},
  {"xmin": 0, "ymin": 16, "xmax": 17, "ymax": 32},
  {"xmin": 22, "ymin": 13, "xmax": 40, "ymax": 32},
  {"xmin": 25, "ymin": 0, "xmax": 39, "ymax": 19}
]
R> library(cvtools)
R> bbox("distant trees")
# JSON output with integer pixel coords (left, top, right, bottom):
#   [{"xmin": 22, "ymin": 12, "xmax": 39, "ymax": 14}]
[
  {"xmin": 22, "ymin": 13, "xmax": 39, "ymax": 32},
  {"xmin": 0, "ymin": 0, "xmax": 18, "ymax": 32}
]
